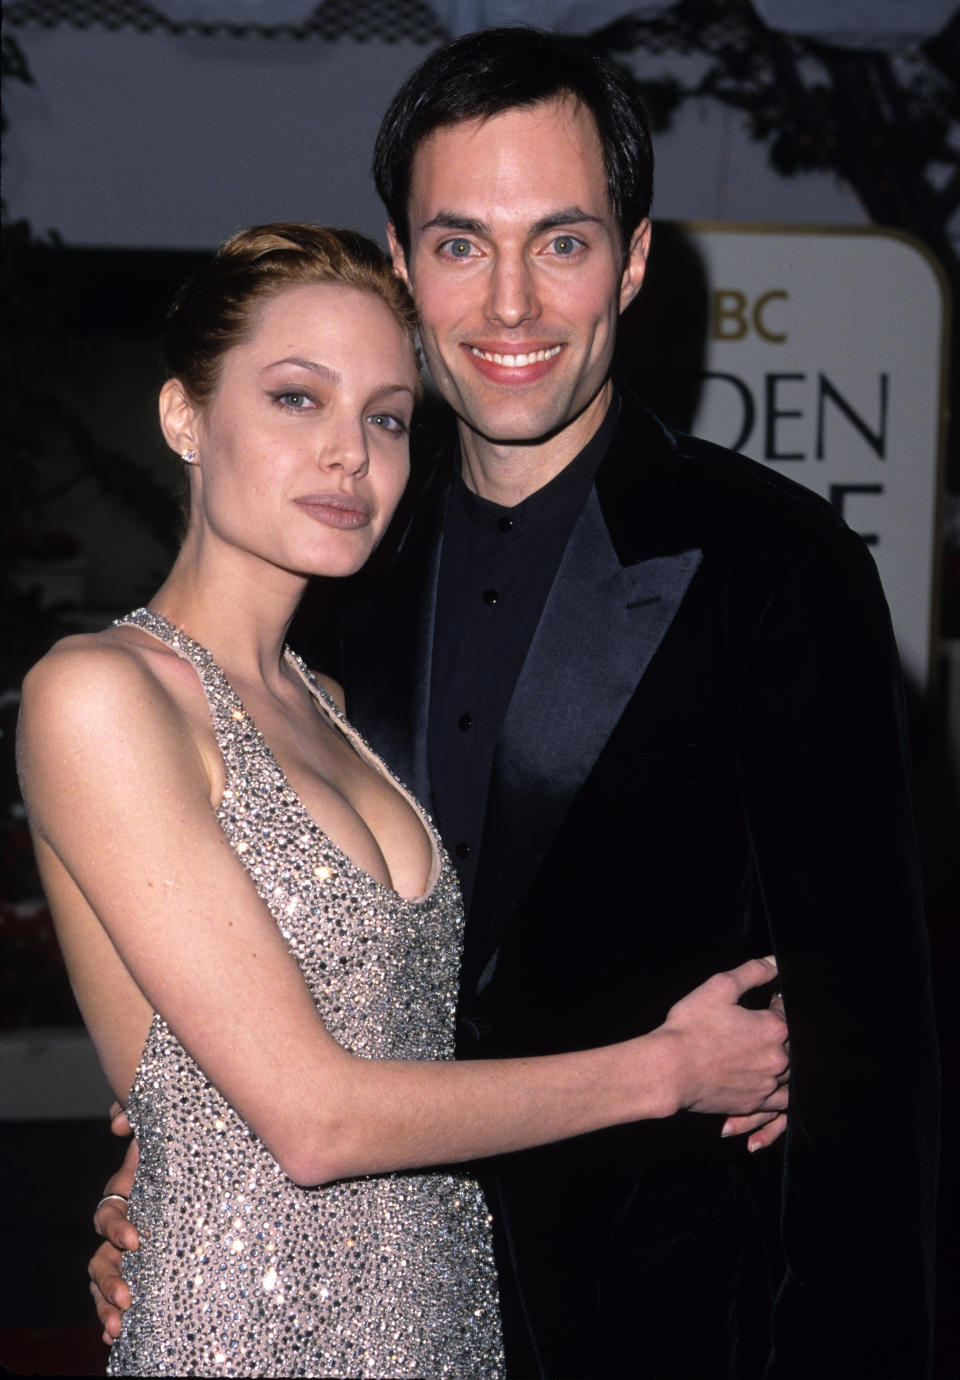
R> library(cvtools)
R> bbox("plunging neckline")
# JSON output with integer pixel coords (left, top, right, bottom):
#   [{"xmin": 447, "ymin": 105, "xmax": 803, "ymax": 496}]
[{"xmin": 119, "ymin": 608, "xmax": 442, "ymax": 906}]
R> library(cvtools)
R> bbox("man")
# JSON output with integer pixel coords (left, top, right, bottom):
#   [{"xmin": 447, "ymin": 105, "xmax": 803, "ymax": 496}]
[{"xmin": 90, "ymin": 27, "xmax": 936, "ymax": 1378}]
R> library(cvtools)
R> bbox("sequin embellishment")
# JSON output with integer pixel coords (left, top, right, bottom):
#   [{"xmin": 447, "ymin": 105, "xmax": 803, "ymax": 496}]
[{"xmin": 107, "ymin": 609, "xmax": 504, "ymax": 1378}]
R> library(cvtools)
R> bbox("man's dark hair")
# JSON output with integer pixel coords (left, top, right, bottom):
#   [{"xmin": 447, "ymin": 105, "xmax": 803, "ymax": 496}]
[{"xmin": 373, "ymin": 26, "xmax": 653, "ymax": 256}]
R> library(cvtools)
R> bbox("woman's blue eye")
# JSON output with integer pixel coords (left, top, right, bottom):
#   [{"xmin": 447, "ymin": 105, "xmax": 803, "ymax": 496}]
[
  {"xmin": 367, "ymin": 413, "xmax": 407, "ymax": 435},
  {"xmin": 274, "ymin": 391, "xmax": 312, "ymax": 409}
]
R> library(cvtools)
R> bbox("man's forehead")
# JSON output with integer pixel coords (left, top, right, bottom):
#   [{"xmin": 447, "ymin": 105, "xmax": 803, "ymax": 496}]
[{"xmin": 406, "ymin": 97, "xmax": 612, "ymax": 226}]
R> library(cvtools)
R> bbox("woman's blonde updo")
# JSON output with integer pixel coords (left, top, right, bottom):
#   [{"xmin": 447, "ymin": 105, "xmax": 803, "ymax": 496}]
[{"xmin": 162, "ymin": 223, "xmax": 419, "ymax": 406}]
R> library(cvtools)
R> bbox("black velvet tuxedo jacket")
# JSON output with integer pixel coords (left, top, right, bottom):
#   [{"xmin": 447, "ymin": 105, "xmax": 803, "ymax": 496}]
[{"xmin": 336, "ymin": 390, "xmax": 938, "ymax": 1379}]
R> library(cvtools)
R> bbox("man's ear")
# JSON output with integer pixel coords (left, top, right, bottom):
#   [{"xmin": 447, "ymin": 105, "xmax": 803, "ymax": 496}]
[
  {"xmin": 619, "ymin": 219, "xmax": 652, "ymax": 314},
  {"xmin": 159, "ymin": 377, "xmax": 200, "ymax": 459},
  {"xmin": 386, "ymin": 222, "xmax": 411, "ymax": 287}
]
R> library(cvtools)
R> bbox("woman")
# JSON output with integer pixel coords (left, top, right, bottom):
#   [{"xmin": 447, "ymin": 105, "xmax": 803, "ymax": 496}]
[{"xmin": 17, "ymin": 224, "xmax": 787, "ymax": 1378}]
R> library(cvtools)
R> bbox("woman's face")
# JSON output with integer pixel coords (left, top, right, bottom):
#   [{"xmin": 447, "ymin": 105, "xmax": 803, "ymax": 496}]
[{"xmin": 175, "ymin": 282, "xmax": 417, "ymax": 581}]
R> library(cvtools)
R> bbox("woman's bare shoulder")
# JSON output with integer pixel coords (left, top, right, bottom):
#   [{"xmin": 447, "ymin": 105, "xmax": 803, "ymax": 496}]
[
  {"xmin": 18, "ymin": 625, "xmax": 209, "ymax": 804},
  {"xmin": 23, "ymin": 626, "xmax": 180, "ymax": 726},
  {"xmin": 311, "ymin": 671, "xmax": 346, "ymax": 712},
  {"xmin": 290, "ymin": 651, "xmax": 344, "ymax": 712}
]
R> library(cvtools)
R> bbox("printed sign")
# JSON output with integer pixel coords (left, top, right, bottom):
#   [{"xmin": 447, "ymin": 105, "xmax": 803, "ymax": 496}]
[{"xmin": 652, "ymin": 225, "xmax": 948, "ymax": 690}]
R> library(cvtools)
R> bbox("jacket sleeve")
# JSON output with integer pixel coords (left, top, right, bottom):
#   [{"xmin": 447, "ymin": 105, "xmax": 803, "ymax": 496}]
[{"xmin": 737, "ymin": 525, "xmax": 939, "ymax": 1379}]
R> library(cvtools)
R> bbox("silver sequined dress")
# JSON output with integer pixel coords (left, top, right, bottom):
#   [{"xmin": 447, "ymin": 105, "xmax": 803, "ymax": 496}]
[{"xmin": 107, "ymin": 608, "xmax": 504, "ymax": 1379}]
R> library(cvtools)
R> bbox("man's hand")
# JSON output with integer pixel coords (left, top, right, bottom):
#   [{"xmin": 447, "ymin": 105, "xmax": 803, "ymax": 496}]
[{"xmin": 90, "ymin": 1105, "xmax": 138, "ymax": 1344}]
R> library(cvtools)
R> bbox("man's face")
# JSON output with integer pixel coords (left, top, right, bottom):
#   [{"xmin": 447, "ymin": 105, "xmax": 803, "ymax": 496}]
[{"xmin": 389, "ymin": 97, "xmax": 649, "ymax": 459}]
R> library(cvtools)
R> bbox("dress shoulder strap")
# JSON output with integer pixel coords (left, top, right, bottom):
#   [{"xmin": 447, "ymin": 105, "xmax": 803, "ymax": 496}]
[{"xmin": 114, "ymin": 607, "xmax": 260, "ymax": 761}]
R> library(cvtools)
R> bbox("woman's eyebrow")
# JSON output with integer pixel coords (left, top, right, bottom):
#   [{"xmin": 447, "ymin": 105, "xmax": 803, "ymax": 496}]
[{"xmin": 263, "ymin": 357, "xmax": 341, "ymax": 383}]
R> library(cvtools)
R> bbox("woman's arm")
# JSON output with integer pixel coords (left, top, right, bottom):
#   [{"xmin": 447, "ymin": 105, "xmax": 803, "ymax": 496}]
[{"xmin": 18, "ymin": 640, "xmax": 787, "ymax": 1189}]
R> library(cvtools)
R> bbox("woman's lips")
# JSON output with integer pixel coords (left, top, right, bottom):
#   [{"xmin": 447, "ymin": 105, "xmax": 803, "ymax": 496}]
[{"xmin": 293, "ymin": 493, "xmax": 372, "ymax": 530}]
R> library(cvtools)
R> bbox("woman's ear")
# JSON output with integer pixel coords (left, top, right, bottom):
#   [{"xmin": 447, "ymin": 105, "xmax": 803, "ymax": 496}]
[{"xmin": 159, "ymin": 378, "xmax": 200, "ymax": 459}]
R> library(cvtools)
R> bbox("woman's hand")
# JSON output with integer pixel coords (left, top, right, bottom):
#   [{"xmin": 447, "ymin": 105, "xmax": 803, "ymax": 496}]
[
  {"xmin": 89, "ymin": 1113, "xmax": 139, "ymax": 1344},
  {"xmin": 722, "ymin": 1109, "xmax": 787, "ymax": 1152},
  {"xmin": 656, "ymin": 957, "xmax": 789, "ymax": 1119},
  {"xmin": 721, "ymin": 988, "xmax": 789, "ymax": 1150}
]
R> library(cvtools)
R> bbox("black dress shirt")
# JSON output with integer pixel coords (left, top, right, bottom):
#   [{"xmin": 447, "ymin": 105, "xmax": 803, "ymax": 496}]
[{"xmin": 428, "ymin": 396, "xmax": 620, "ymax": 911}]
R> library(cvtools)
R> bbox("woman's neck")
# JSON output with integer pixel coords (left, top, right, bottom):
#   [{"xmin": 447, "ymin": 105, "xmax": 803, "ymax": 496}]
[{"xmin": 148, "ymin": 536, "xmax": 309, "ymax": 691}]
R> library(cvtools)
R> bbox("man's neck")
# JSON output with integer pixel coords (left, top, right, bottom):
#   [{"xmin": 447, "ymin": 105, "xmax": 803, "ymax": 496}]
[{"xmin": 458, "ymin": 382, "xmax": 613, "ymax": 506}]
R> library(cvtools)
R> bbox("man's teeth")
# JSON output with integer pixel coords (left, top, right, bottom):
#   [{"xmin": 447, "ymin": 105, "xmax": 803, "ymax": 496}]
[{"xmin": 469, "ymin": 345, "xmax": 562, "ymax": 367}]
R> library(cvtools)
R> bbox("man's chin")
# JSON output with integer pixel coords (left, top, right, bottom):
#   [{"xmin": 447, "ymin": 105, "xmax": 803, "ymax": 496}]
[{"xmin": 452, "ymin": 390, "xmax": 608, "ymax": 452}]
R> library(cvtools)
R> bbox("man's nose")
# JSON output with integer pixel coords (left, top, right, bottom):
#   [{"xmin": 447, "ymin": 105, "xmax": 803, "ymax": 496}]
[{"xmin": 484, "ymin": 253, "xmax": 540, "ymax": 328}]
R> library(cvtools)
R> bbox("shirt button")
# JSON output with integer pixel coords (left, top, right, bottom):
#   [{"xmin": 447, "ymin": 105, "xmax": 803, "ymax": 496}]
[
  {"xmin": 497, "ymin": 516, "xmax": 514, "ymax": 533},
  {"xmin": 456, "ymin": 841, "xmax": 471, "ymax": 859},
  {"xmin": 458, "ymin": 713, "xmax": 473, "ymax": 731},
  {"xmin": 482, "ymin": 588, "xmax": 498, "ymax": 605}
]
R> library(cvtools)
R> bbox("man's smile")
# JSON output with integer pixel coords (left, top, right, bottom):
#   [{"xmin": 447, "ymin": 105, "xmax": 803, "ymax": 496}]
[
  {"xmin": 461, "ymin": 341, "xmax": 568, "ymax": 387},
  {"xmin": 466, "ymin": 344, "xmax": 564, "ymax": 368}
]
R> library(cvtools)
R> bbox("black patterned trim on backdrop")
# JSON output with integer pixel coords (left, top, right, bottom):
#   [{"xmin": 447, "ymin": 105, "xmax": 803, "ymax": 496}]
[{"xmin": 4, "ymin": 0, "xmax": 447, "ymax": 42}]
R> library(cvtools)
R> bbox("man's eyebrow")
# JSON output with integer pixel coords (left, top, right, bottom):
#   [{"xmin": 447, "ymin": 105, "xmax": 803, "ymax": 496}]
[
  {"xmin": 263, "ymin": 357, "xmax": 341, "ymax": 383},
  {"xmin": 530, "ymin": 208, "xmax": 605, "ymax": 235},
  {"xmin": 419, "ymin": 212, "xmax": 489, "ymax": 235},
  {"xmin": 419, "ymin": 208, "xmax": 606, "ymax": 237}
]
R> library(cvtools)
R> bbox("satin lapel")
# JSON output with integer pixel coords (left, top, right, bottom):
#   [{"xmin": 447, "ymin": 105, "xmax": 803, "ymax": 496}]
[{"xmin": 474, "ymin": 488, "xmax": 702, "ymax": 969}]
